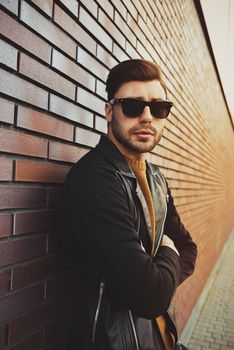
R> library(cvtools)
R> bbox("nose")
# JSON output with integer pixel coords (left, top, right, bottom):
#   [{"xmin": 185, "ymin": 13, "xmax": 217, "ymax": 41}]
[{"xmin": 139, "ymin": 106, "xmax": 153, "ymax": 122}]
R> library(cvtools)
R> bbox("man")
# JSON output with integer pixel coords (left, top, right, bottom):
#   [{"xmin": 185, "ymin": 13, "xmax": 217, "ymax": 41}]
[{"xmin": 60, "ymin": 59, "xmax": 197, "ymax": 350}]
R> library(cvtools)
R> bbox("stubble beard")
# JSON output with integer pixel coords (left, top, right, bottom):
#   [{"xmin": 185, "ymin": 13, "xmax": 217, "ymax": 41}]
[{"xmin": 110, "ymin": 115, "xmax": 163, "ymax": 154}]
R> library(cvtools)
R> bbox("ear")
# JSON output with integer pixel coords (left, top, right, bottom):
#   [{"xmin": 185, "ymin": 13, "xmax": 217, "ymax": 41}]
[{"xmin": 105, "ymin": 102, "xmax": 113, "ymax": 122}]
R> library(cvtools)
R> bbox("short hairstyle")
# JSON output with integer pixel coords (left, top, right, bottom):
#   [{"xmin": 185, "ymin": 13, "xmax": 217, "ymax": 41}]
[{"xmin": 106, "ymin": 59, "xmax": 167, "ymax": 101}]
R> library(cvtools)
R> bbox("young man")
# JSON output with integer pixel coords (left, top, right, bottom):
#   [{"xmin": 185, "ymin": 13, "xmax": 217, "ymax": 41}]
[{"xmin": 60, "ymin": 59, "xmax": 197, "ymax": 350}]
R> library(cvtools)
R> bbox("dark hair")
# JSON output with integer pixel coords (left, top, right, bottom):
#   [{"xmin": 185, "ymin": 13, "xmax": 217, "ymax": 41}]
[{"xmin": 106, "ymin": 59, "xmax": 167, "ymax": 101}]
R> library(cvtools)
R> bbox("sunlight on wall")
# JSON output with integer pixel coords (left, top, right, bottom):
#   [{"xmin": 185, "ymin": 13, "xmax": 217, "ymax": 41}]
[{"xmin": 200, "ymin": 0, "xmax": 234, "ymax": 122}]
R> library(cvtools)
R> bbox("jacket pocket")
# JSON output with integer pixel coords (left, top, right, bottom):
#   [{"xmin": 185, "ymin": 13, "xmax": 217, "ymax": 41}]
[{"xmin": 92, "ymin": 291, "xmax": 138, "ymax": 349}]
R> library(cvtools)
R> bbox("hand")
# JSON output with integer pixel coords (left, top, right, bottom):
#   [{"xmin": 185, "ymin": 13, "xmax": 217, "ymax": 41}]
[{"xmin": 161, "ymin": 234, "xmax": 179, "ymax": 256}]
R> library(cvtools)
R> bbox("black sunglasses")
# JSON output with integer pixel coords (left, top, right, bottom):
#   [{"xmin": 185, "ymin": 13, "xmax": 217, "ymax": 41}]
[{"xmin": 109, "ymin": 98, "xmax": 173, "ymax": 119}]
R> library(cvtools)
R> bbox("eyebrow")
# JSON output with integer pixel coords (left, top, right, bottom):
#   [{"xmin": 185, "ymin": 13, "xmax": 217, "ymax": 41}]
[{"xmin": 127, "ymin": 97, "xmax": 166, "ymax": 102}]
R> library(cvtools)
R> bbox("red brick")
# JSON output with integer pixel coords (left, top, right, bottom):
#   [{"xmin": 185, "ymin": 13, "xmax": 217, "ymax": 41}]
[
  {"xmin": 77, "ymin": 47, "xmax": 109, "ymax": 81},
  {"xmin": 0, "ymin": 97, "xmax": 15, "ymax": 124},
  {"xmin": 98, "ymin": 9, "xmax": 126, "ymax": 47},
  {"xmin": 31, "ymin": 0, "xmax": 53, "ymax": 17},
  {"xmin": 145, "ymin": 41, "xmax": 160, "ymax": 64},
  {"xmin": 47, "ymin": 231, "xmax": 60, "ymax": 254},
  {"xmin": 96, "ymin": 45, "xmax": 118, "ymax": 69},
  {"xmin": 11, "ymin": 255, "xmax": 62, "ymax": 290},
  {"xmin": 14, "ymin": 210, "xmax": 57, "ymax": 235},
  {"xmin": 77, "ymin": 87, "xmax": 104, "ymax": 115},
  {"xmin": 20, "ymin": 1, "xmax": 76, "ymax": 58},
  {"xmin": 96, "ymin": 79, "xmax": 106, "ymax": 99},
  {"xmin": 95, "ymin": 116, "xmax": 108, "ymax": 134},
  {"xmin": 137, "ymin": 16, "xmax": 154, "ymax": 45},
  {"xmin": 9, "ymin": 332, "xmax": 42, "ymax": 350},
  {"xmin": 95, "ymin": 0, "xmax": 114, "ymax": 19},
  {"xmin": 126, "ymin": 14, "xmax": 146, "ymax": 45},
  {"xmin": 136, "ymin": 40, "xmax": 151, "ymax": 60},
  {"xmin": 49, "ymin": 141, "xmax": 88, "ymax": 163},
  {"xmin": 112, "ymin": 0, "xmax": 127, "ymax": 19},
  {"xmin": 47, "ymin": 187, "xmax": 62, "ymax": 207},
  {"xmin": 0, "ymin": 157, "xmax": 13, "ymax": 181},
  {"xmin": 133, "ymin": 0, "xmax": 147, "ymax": 21},
  {"xmin": 46, "ymin": 271, "xmax": 71, "ymax": 299},
  {"xmin": 54, "ymin": 4, "xmax": 96, "ymax": 55},
  {"xmin": 0, "ymin": 284, "xmax": 44, "ymax": 323},
  {"xmin": 79, "ymin": 0, "xmax": 98, "ymax": 17},
  {"xmin": 19, "ymin": 53, "xmax": 76, "ymax": 100},
  {"xmin": 112, "ymin": 42, "xmax": 129, "ymax": 62},
  {"xmin": 17, "ymin": 106, "xmax": 74, "ymax": 141},
  {"xmin": 8, "ymin": 295, "xmax": 68, "ymax": 344},
  {"xmin": 0, "ymin": 325, "xmax": 6, "ymax": 349},
  {"xmin": 15, "ymin": 160, "xmax": 70, "ymax": 183},
  {"xmin": 125, "ymin": 41, "xmax": 141, "ymax": 60},
  {"xmin": 79, "ymin": 7, "xmax": 112, "ymax": 50},
  {"xmin": 0, "ymin": 69, "xmax": 49, "ymax": 109},
  {"xmin": 49, "ymin": 94, "xmax": 93, "ymax": 127},
  {"xmin": 145, "ymin": 1, "xmax": 157, "ymax": 22},
  {"xmin": 0, "ymin": 214, "xmax": 12, "ymax": 237},
  {"xmin": 0, "ymin": 39, "xmax": 18, "ymax": 70},
  {"xmin": 0, "ymin": 128, "xmax": 48, "ymax": 158},
  {"xmin": 75, "ymin": 127, "xmax": 100, "ymax": 148},
  {"xmin": 0, "ymin": 235, "xmax": 47, "ymax": 267},
  {"xmin": 154, "ymin": 14, "xmax": 167, "ymax": 43},
  {"xmin": 0, "ymin": 186, "xmax": 47, "ymax": 210},
  {"xmin": 52, "ymin": 49, "xmax": 96, "ymax": 91},
  {"xmin": 0, "ymin": 10, "xmax": 51, "ymax": 63},
  {"xmin": 147, "ymin": 17, "xmax": 158, "ymax": 41},
  {"xmin": 59, "ymin": 0, "xmax": 78, "ymax": 16},
  {"xmin": 0, "ymin": 270, "xmax": 9, "ymax": 295},
  {"xmin": 0, "ymin": 0, "xmax": 18, "ymax": 15}
]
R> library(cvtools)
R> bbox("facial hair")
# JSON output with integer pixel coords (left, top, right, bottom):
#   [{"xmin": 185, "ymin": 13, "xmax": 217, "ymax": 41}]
[{"xmin": 110, "ymin": 112, "xmax": 163, "ymax": 154}]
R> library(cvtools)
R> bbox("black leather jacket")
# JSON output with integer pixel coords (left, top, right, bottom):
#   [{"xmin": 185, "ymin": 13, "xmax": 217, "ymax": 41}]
[{"xmin": 60, "ymin": 136, "xmax": 197, "ymax": 350}]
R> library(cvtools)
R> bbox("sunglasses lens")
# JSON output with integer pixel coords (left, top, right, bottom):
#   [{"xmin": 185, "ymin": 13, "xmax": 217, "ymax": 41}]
[
  {"xmin": 119, "ymin": 99, "xmax": 172, "ymax": 119},
  {"xmin": 121, "ymin": 99, "xmax": 144, "ymax": 117},
  {"xmin": 151, "ymin": 102, "xmax": 172, "ymax": 119}
]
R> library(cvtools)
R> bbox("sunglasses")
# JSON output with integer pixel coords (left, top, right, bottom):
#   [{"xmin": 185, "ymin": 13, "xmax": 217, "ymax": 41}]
[{"xmin": 109, "ymin": 98, "xmax": 173, "ymax": 119}]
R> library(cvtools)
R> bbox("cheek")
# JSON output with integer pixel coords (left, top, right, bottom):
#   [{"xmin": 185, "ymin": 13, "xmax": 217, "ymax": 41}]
[
  {"xmin": 153, "ymin": 120, "xmax": 165, "ymax": 131},
  {"xmin": 117, "ymin": 115, "xmax": 135, "ymax": 128}
]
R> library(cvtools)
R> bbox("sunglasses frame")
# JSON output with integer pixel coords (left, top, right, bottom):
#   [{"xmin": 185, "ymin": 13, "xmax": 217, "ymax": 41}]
[{"xmin": 109, "ymin": 98, "xmax": 173, "ymax": 119}]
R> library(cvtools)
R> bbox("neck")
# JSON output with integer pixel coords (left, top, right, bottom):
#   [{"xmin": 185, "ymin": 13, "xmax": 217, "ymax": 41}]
[{"xmin": 107, "ymin": 132, "xmax": 146, "ymax": 161}]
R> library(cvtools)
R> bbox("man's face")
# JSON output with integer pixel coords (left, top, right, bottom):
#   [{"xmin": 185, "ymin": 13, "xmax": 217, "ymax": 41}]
[{"xmin": 105, "ymin": 80, "xmax": 167, "ymax": 159}]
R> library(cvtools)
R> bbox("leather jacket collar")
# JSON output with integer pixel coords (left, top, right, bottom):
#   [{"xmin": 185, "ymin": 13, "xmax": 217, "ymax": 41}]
[
  {"xmin": 96, "ymin": 135, "xmax": 158, "ymax": 180},
  {"xmin": 96, "ymin": 135, "xmax": 135, "ymax": 176}
]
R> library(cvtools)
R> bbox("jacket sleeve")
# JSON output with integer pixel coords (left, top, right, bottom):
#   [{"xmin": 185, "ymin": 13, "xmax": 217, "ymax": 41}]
[
  {"xmin": 164, "ymin": 183, "xmax": 198, "ymax": 284},
  {"xmin": 61, "ymin": 164, "xmax": 181, "ymax": 319}
]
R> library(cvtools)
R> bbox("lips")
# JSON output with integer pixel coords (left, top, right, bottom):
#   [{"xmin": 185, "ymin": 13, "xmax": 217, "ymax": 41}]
[{"xmin": 133, "ymin": 130, "xmax": 155, "ymax": 136}]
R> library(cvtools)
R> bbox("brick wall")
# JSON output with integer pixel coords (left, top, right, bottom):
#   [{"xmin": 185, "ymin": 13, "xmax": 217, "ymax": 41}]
[{"xmin": 0, "ymin": 0, "xmax": 233, "ymax": 348}]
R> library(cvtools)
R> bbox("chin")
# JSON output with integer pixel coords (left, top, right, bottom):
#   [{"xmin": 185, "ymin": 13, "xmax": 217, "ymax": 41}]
[{"xmin": 130, "ymin": 142, "xmax": 157, "ymax": 154}]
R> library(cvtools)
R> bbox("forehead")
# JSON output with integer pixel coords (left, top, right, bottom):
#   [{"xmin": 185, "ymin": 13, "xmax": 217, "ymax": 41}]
[{"xmin": 114, "ymin": 80, "xmax": 166, "ymax": 100}]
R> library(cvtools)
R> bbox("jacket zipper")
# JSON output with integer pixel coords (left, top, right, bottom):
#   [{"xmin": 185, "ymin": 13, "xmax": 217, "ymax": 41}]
[
  {"xmin": 128, "ymin": 310, "xmax": 140, "ymax": 350},
  {"xmin": 91, "ymin": 278, "xmax": 105, "ymax": 343},
  {"xmin": 153, "ymin": 204, "xmax": 167, "ymax": 256},
  {"xmin": 153, "ymin": 172, "xmax": 169, "ymax": 257}
]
